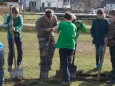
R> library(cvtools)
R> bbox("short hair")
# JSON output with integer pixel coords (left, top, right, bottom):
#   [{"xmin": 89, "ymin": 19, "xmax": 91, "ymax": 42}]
[
  {"xmin": 12, "ymin": 6, "xmax": 19, "ymax": 14},
  {"xmin": 109, "ymin": 9, "xmax": 115, "ymax": 16},
  {"xmin": 64, "ymin": 12, "xmax": 73, "ymax": 20},
  {"xmin": 97, "ymin": 8, "xmax": 104, "ymax": 15},
  {"xmin": 45, "ymin": 9, "xmax": 54, "ymax": 18}
]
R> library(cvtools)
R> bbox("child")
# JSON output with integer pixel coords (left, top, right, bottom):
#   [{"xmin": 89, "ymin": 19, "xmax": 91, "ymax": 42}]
[
  {"xmin": 2, "ymin": 6, "xmax": 23, "ymax": 71},
  {"xmin": 105, "ymin": 10, "xmax": 115, "ymax": 84},
  {"xmin": 0, "ymin": 42, "xmax": 4, "ymax": 86},
  {"xmin": 56, "ymin": 12, "xmax": 77, "ymax": 86},
  {"xmin": 90, "ymin": 8, "xmax": 109, "ymax": 70},
  {"xmin": 72, "ymin": 14, "xmax": 87, "ymax": 38}
]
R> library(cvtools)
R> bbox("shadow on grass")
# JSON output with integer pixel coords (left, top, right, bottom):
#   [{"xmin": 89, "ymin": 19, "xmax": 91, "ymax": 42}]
[
  {"xmin": 4, "ymin": 76, "xmax": 63, "ymax": 86},
  {"xmin": 4, "ymin": 69, "xmax": 112, "ymax": 86},
  {"xmin": 75, "ymin": 69, "xmax": 112, "ymax": 86}
]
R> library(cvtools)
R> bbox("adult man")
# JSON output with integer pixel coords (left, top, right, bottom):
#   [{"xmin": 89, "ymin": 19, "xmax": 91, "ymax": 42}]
[{"xmin": 35, "ymin": 9, "xmax": 57, "ymax": 74}]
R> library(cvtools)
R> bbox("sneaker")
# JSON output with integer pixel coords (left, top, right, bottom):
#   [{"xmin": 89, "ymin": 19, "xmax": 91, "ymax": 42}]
[
  {"xmin": 8, "ymin": 66, "xmax": 12, "ymax": 72},
  {"xmin": 62, "ymin": 81, "xmax": 70, "ymax": 86},
  {"xmin": 107, "ymin": 80, "xmax": 115, "ymax": 85},
  {"xmin": 106, "ymin": 71, "xmax": 115, "ymax": 80},
  {"xmin": 17, "ymin": 65, "xmax": 20, "ymax": 69},
  {"xmin": 96, "ymin": 64, "xmax": 100, "ymax": 70}
]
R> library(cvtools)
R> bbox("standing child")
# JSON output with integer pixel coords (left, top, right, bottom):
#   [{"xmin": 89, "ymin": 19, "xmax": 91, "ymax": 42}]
[
  {"xmin": 90, "ymin": 8, "xmax": 109, "ymax": 70},
  {"xmin": 105, "ymin": 10, "xmax": 115, "ymax": 84},
  {"xmin": 2, "ymin": 6, "xmax": 23, "ymax": 71},
  {"xmin": 56, "ymin": 12, "xmax": 77, "ymax": 86}
]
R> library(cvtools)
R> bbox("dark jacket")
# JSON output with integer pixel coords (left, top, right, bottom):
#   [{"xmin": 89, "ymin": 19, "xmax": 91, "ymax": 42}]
[
  {"xmin": 106, "ymin": 22, "xmax": 115, "ymax": 47},
  {"xmin": 90, "ymin": 18, "xmax": 109, "ymax": 45}
]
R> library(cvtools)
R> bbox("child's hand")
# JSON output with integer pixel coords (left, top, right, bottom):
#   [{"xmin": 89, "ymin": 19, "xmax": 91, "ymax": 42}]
[
  {"xmin": 10, "ymin": 27, "xmax": 15, "ymax": 32},
  {"xmin": 9, "ymin": 20, "xmax": 13, "ymax": 26}
]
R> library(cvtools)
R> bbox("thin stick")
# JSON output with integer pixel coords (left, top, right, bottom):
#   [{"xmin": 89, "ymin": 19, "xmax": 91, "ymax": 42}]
[{"xmin": 96, "ymin": 42, "xmax": 107, "ymax": 81}]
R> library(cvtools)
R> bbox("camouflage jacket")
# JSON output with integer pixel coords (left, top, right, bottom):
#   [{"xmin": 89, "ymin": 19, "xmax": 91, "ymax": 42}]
[
  {"xmin": 35, "ymin": 15, "xmax": 57, "ymax": 37},
  {"xmin": 106, "ymin": 22, "xmax": 115, "ymax": 47}
]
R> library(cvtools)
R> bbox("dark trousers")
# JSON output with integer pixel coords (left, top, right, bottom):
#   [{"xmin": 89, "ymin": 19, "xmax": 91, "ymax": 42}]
[
  {"xmin": 38, "ymin": 35, "xmax": 55, "ymax": 70},
  {"xmin": 59, "ymin": 48, "xmax": 74, "ymax": 83},
  {"xmin": 110, "ymin": 46, "xmax": 115, "ymax": 75},
  {"xmin": 95, "ymin": 44, "xmax": 104, "ymax": 66},
  {"xmin": 7, "ymin": 36, "xmax": 23, "ymax": 66}
]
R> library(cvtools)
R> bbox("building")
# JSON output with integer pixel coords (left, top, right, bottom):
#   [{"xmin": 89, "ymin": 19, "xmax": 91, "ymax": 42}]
[
  {"xmin": 21, "ymin": 0, "xmax": 71, "ymax": 12},
  {"xmin": 21, "ymin": 0, "xmax": 41, "ymax": 12},
  {"xmin": 102, "ymin": 0, "xmax": 115, "ymax": 11}
]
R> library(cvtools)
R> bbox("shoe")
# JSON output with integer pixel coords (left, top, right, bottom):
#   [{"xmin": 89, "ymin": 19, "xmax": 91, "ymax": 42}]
[
  {"xmin": 106, "ymin": 70, "xmax": 115, "ymax": 79},
  {"xmin": 96, "ymin": 64, "xmax": 100, "ymax": 70},
  {"xmin": 17, "ymin": 65, "xmax": 20, "ymax": 69},
  {"xmin": 107, "ymin": 80, "xmax": 115, "ymax": 85},
  {"xmin": 8, "ymin": 66, "xmax": 12, "ymax": 72},
  {"xmin": 62, "ymin": 81, "xmax": 70, "ymax": 86}
]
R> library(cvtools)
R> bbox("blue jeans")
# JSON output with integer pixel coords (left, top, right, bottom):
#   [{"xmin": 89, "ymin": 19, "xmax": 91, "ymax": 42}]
[
  {"xmin": 7, "ymin": 36, "xmax": 23, "ymax": 66},
  {"xmin": 0, "ymin": 49, "xmax": 4, "ymax": 86},
  {"xmin": 59, "ymin": 48, "xmax": 74, "ymax": 83},
  {"xmin": 95, "ymin": 44, "xmax": 104, "ymax": 66}
]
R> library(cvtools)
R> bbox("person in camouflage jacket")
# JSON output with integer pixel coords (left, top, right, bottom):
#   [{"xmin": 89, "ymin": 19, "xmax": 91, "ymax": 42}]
[
  {"xmin": 105, "ymin": 10, "xmax": 115, "ymax": 84},
  {"xmin": 35, "ymin": 9, "xmax": 57, "ymax": 71}
]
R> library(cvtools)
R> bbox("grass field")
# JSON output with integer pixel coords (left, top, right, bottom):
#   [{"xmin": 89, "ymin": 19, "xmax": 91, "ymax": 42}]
[{"xmin": 0, "ymin": 29, "xmax": 114, "ymax": 86}]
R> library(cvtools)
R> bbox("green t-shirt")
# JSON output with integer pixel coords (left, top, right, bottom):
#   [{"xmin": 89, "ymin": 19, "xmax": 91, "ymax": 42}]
[{"xmin": 56, "ymin": 21, "xmax": 77, "ymax": 49}]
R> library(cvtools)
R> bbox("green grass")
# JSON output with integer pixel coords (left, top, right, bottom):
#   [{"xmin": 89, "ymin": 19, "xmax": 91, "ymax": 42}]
[
  {"xmin": 0, "ymin": 15, "xmax": 4, "ymax": 23},
  {"xmin": 0, "ymin": 30, "xmax": 114, "ymax": 86}
]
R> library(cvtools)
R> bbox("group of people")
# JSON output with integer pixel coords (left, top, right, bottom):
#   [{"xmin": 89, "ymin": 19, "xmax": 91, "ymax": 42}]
[
  {"xmin": 0, "ymin": 6, "xmax": 115, "ymax": 86},
  {"xmin": 91, "ymin": 9, "xmax": 115, "ymax": 84}
]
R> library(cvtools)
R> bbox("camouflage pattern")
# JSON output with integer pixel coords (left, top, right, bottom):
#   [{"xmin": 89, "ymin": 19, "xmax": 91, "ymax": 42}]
[
  {"xmin": 38, "ymin": 34, "xmax": 55, "ymax": 70},
  {"xmin": 106, "ymin": 22, "xmax": 115, "ymax": 46},
  {"xmin": 35, "ymin": 14, "xmax": 57, "ymax": 71}
]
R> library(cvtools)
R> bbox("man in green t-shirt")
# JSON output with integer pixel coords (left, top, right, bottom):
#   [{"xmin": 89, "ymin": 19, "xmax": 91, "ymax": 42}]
[{"xmin": 56, "ymin": 12, "xmax": 77, "ymax": 86}]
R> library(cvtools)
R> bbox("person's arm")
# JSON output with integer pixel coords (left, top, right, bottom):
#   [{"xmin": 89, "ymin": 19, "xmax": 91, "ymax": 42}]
[
  {"xmin": 51, "ymin": 15, "xmax": 58, "ymax": 31},
  {"xmin": 55, "ymin": 22, "xmax": 61, "ymax": 33},
  {"xmin": 104, "ymin": 20, "xmax": 110, "ymax": 43},
  {"xmin": 14, "ymin": 16, "xmax": 23, "ymax": 32},
  {"xmin": 90, "ymin": 20, "xmax": 95, "ymax": 37},
  {"xmin": 105, "ymin": 19, "xmax": 109, "ymax": 35},
  {"xmin": 2, "ymin": 15, "xmax": 10, "ymax": 29}
]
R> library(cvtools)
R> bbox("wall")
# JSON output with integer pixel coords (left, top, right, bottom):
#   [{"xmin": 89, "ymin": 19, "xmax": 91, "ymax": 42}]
[{"xmin": 106, "ymin": 3, "xmax": 115, "ymax": 11}]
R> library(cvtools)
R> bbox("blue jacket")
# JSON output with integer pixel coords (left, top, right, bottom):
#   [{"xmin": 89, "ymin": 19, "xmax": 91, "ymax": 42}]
[{"xmin": 90, "ymin": 18, "xmax": 109, "ymax": 45}]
